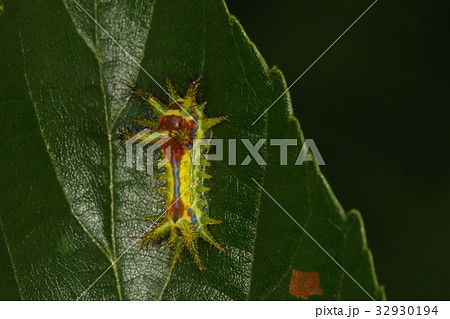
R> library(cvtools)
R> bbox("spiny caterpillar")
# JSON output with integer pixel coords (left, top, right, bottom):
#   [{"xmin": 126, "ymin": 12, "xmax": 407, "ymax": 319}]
[{"xmin": 120, "ymin": 77, "xmax": 227, "ymax": 270}]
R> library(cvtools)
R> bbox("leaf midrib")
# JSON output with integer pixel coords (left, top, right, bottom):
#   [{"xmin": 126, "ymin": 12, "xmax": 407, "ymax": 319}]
[
  {"xmin": 61, "ymin": 0, "xmax": 158, "ymax": 300},
  {"xmin": 92, "ymin": 0, "xmax": 123, "ymax": 301},
  {"xmin": 87, "ymin": 0, "xmax": 160, "ymax": 300}
]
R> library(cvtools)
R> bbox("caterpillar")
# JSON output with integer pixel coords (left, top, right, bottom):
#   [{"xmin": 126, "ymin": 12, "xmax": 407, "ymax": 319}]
[{"xmin": 120, "ymin": 77, "xmax": 227, "ymax": 270}]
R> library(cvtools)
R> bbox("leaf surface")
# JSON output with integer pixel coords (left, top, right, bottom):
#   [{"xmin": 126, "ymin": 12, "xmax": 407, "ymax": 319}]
[{"xmin": 0, "ymin": 0, "xmax": 384, "ymax": 300}]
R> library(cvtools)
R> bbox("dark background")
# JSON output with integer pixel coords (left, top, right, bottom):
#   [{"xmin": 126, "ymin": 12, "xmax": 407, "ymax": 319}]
[{"xmin": 227, "ymin": 0, "xmax": 449, "ymax": 300}]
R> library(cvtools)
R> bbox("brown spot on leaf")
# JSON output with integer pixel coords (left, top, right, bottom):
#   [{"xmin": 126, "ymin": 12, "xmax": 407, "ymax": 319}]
[{"xmin": 289, "ymin": 269, "xmax": 323, "ymax": 299}]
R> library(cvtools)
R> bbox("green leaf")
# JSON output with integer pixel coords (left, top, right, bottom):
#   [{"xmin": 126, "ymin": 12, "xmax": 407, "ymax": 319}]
[{"xmin": 0, "ymin": 0, "xmax": 384, "ymax": 300}]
